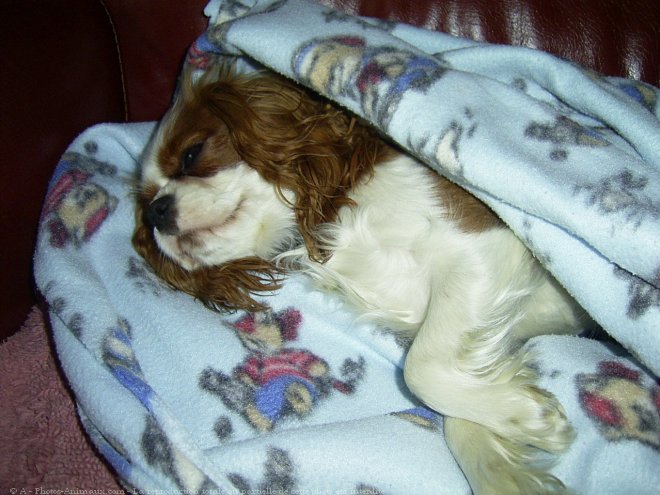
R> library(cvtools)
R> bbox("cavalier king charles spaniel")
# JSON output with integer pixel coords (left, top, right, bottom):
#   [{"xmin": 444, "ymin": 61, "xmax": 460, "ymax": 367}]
[{"xmin": 133, "ymin": 64, "xmax": 591, "ymax": 495}]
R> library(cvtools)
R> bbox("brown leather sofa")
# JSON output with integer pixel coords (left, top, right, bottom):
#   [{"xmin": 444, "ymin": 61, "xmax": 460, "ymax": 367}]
[{"xmin": 1, "ymin": 0, "xmax": 658, "ymax": 339}]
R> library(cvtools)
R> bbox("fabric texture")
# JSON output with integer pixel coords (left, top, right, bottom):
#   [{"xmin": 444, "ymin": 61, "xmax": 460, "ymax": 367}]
[
  {"xmin": 0, "ymin": 306, "xmax": 121, "ymax": 491},
  {"xmin": 33, "ymin": 1, "xmax": 659, "ymax": 493}
]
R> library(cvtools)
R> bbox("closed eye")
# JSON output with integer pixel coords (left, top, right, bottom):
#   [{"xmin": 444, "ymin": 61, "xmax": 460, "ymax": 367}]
[{"xmin": 180, "ymin": 142, "xmax": 204, "ymax": 175}]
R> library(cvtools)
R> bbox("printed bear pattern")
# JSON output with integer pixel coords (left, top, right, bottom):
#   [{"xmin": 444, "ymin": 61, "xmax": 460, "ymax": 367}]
[
  {"xmin": 42, "ymin": 149, "xmax": 118, "ymax": 248},
  {"xmin": 201, "ymin": 307, "xmax": 366, "ymax": 432},
  {"xmin": 613, "ymin": 266, "xmax": 660, "ymax": 319},
  {"xmin": 524, "ymin": 115, "xmax": 610, "ymax": 161},
  {"xmin": 292, "ymin": 35, "xmax": 447, "ymax": 128},
  {"xmin": 577, "ymin": 360, "xmax": 660, "ymax": 451},
  {"xmin": 126, "ymin": 255, "xmax": 175, "ymax": 297},
  {"xmin": 42, "ymin": 280, "xmax": 87, "ymax": 340},
  {"xmin": 34, "ymin": 4, "xmax": 660, "ymax": 492},
  {"xmin": 392, "ymin": 407, "xmax": 443, "ymax": 432},
  {"xmin": 142, "ymin": 415, "xmax": 220, "ymax": 494},
  {"xmin": 573, "ymin": 169, "xmax": 660, "ymax": 230},
  {"xmin": 616, "ymin": 80, "xmax": 658, "ymax": 113},
  {"xmin": 102, "ymin": 318, "xmax": 155, "ymax": 411},
  {"xmin": 227, "ymin": 446, "xmax": 386, "ymax": 495}
]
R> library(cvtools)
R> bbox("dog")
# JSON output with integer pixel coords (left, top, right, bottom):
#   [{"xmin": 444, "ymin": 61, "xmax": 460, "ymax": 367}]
[{"xmin": 133, "ymin": 64, "xmax": 591, "ymax": 495}]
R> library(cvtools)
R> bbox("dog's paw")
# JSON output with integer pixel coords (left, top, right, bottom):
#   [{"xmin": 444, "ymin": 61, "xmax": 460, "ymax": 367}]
[
  {"xmin": 508, "ymin": 384, "xmax": 575, "ymax": 454},
  {"xmin": 446, "ymin": 417, "xmax": 573, "ymax": 495}
]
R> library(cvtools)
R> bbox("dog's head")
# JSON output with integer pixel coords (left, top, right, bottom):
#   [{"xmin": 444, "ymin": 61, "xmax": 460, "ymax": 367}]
[{"xmin": 133, "ymin": 65, "xmax": 388, "ymax": 312}]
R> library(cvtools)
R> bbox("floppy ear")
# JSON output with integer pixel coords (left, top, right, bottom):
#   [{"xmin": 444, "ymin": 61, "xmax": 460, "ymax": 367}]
[
  {"xmin": 283, "ymin": 111, "xmax": 387, "ymax": 261},
  {"xmin": 202, "ymin": 72, "xmax": 390, "ymax": 261},
  {"xmin": 186, "ymin": 259, "xmax": 284, "ymax": 313},
  {"xmin": 132, "ymin": 200, "xmax": 282, "ymax": 313}
]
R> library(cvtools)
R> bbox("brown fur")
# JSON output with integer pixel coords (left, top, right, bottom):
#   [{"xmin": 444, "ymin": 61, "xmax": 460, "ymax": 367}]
[
  {"xmin": 133, "ymin": 66, "xmax": 498, "ymax": 312},
  {"xmin": 195, "ymin": 70, "xmax": 393, "ymax": 259},
  {"xmin": 133, "ymin": 196, "xmax": 282, "ymax": 312},
  {"xmin": 133, "ymin": 67, "xmax": 389, "ymax": 311},
  {"xmin": 435, "ymin": 176, "xmax": 503, "ymax": 233}
]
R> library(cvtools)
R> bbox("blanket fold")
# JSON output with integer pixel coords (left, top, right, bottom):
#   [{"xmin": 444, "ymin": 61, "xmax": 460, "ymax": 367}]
[
  {"xmin": 202, "ymin": 0, "xmax": 660, "ymax": 371},
  {"xmin": 33, "ymin": 0, "xmax": 659, "ymax": 493}
]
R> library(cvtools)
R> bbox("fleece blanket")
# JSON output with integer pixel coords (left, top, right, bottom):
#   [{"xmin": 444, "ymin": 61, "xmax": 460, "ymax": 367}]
[{"xmin": 33, "ymin": 0, "xmax": 660, "ymax": 493}]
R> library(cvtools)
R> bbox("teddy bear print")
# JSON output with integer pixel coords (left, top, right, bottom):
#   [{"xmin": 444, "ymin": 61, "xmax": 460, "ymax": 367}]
[
  {"xmin": 293, "ymin": 36, "xmax": 447, "ymax": 128},
  {"xmin": 524, "ymin": 115, "xmax": 609, "ymax": 161},
  {"xmin": 576, "ymin": 360, "xmax": 660, "ymax": 450},
  {"xmin": 200, "ymin": 307, "xmax": 365, "ymax": 432},
  {"xmin": 42, "ymin": 151, "xmax": 118, "ymax": 248}
]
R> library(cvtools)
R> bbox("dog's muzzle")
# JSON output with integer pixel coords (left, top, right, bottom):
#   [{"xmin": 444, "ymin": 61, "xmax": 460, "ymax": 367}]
[{"xmin": 146, "ymin": 194, "xmax": 178, "ymax": 235}]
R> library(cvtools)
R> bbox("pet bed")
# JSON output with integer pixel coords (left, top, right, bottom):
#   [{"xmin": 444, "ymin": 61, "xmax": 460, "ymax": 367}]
[{"xmin": 34, "ymin": 0, "xmax": 660, "ymax": 493}]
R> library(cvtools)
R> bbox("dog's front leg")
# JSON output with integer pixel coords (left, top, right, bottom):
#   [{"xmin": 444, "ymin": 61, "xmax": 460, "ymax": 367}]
[{"xmin": 403, "ymin": 261, "xmax": 574, "ymax": 495}]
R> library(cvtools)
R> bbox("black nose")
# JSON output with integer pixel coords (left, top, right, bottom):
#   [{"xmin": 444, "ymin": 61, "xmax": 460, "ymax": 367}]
[{"xmin": 146, "ymin": 194, "xmax": 178, "ymax": 234}]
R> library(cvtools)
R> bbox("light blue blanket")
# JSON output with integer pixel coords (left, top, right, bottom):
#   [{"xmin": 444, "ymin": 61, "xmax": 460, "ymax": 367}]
[{"xmin": 34, "ymin": 1, "xmax": 660, "ymax": 493}]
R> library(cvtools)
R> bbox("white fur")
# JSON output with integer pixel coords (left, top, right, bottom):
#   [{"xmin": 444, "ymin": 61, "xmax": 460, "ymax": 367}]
[
  {"xmin": 145, "ymin": 145, "xmax": 588, "ymax": 493},
  {"xmin": 283, "ymin": 156, "xmax": 586, "ymax": 494},
  {"xmin": 141, "ymin": 131, "xmax": 297, "ymax": 271}
]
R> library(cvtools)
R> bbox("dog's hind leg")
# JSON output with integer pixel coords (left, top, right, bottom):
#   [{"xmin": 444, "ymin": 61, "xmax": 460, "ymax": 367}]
[
  {"xmin": 405, "ymin": 331, "xmax": 573, "ymax": 494},
  {"xmin": 403, "ymin": 256, "xmax": 576, "ymax": 494}
]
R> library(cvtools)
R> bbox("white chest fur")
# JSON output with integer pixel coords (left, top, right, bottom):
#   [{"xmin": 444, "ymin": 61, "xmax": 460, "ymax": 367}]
[{"xmin": 284, "ymin": 155, "xmax": 584, "ymax": 343}]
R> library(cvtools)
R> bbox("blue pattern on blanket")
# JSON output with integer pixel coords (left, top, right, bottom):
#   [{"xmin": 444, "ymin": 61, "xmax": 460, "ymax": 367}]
[
  {"xmin": 33, "ymin": 0, "xmax": 660, "ymax": 493},
  {"xmin": 103, "ymin": 318, "xmax": 155, "ymax": 411},
  {"xmin": 42, "ymin": 151, "xmax": 118, "ymax": 248},
  {"xmin": 293, "ymin": 36, "xmax": 448, "ymax": 127},
  {"xmin": 202, "ymin": 0, "xmax": 660, "ymax": 368},
  {"xmin": 199, "ymin": 307, "xmax": 366, "ymax": 432}
]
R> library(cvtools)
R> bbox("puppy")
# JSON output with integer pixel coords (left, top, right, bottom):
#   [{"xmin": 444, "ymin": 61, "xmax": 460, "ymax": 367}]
[{"xmin": 133, "ymin": 65, "xmax": 590, "ymax": 495}]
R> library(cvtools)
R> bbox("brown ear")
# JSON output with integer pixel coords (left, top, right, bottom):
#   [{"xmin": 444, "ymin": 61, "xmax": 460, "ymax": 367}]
[
  {"xmin": 186, "ymin": 259, "xmax": 284, "ymax": 312},
  {"xmin": 201, "ymin": 72, "xmax": 391, "ymax": 261},
  {"xmin": 287, "ymin": 113, "xmax": 389, "ymax": 261},
  {"xmin": 132, "ymin": 202, "xmax": 282, "ymax": 313}
]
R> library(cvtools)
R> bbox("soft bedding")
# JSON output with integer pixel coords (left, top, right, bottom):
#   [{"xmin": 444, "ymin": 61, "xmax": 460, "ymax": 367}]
[{"xmin": 34, "ymin": 0, "xmax": 660, "ymax": 493}]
